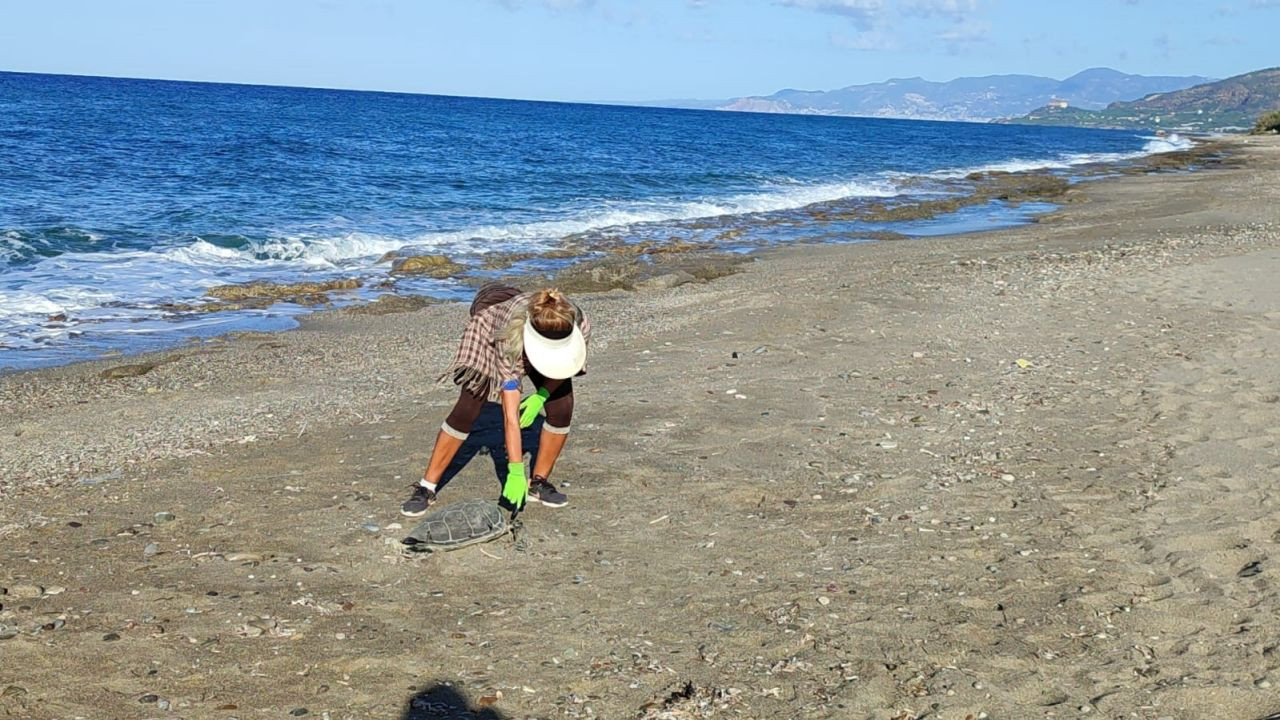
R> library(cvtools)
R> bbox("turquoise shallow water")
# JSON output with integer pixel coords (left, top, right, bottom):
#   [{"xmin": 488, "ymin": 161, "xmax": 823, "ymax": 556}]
[{"xmin": 0, "ymin": 71, "xmax": 1187, "ymax": 371}]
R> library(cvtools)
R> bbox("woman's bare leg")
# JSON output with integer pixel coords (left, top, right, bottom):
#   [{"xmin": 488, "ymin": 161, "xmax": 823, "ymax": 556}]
[
  {"xmin": 532, "ymin": 429, "xmax": 567, "ymax": 480},
  {"xmin": 422, "ymin": 429, "xmax": 466, "ymax": 486}
]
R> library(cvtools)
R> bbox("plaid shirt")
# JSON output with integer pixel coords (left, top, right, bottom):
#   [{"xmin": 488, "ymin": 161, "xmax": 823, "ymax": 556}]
[{"xmin": 439, "ymin": 287, "xmax": 590, "ymax": 402}]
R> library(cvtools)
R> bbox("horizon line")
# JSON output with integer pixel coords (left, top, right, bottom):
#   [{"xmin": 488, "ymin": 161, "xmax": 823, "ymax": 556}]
[{"xmin": 5, "ymin": 64, "xmax": 1257, "ymax": 110}]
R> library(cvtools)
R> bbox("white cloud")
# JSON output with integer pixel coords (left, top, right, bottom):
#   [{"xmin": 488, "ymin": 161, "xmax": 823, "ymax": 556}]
[
  {"xmin": 492, "ymin": 0, "xmax": 597, "ymax": 10},
  {"xmin": 904, "ymin": 0, "xmax": 980, "ymax": 18},
  {"xmin": 777, "ymin": 0, "xmax": 886, "ymax": 30},
  {"xmin": 937, "ymin": 19, "xmax": 989, "ymax": 53},
  {"xmin": 829, "ymin": 29, "xmax": 899, "ymax": 50},
  {"xmin": 781, "ymin": 0, "xmax": 990, "ymax": 53}
]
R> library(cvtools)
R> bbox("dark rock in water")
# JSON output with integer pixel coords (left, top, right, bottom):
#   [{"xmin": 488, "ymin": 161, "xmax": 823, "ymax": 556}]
[
  {"xmin": 605, "ymin": 239, "xmax": 711, "ymax": 256},
  {"xmin": 207, "ymin": 278, "xmax": 361, "ymax": 302},
  {"xmin": 290, "ymin": 708, "xmax": 309, "ymax": 716},
  {"xmin": 479, "ymin": 250, "xmax": 538, "ymax": 271},
  {"xmin": 138, "ymin": 694, "xmax": 159, "ymax": 704},
  {"xmin": 978, "ymin": 172, "xmax": 1070, "ymax": 202},
  {"xmin": 164, "ymin": 278, "xmax": 363, "ymax": 313},
  {"xmin": 100, "ymin": 363, "xmax": 157, "ymax": 379},
  {"xmin": 390, "ymin": 254, "xmax": 464, "ymax": 278}
]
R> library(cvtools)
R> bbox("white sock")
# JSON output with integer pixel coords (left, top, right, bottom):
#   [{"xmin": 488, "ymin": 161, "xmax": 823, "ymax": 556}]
[{"xmin": 419, "ymin": 479, "xmax": 438, "ymax": 492}]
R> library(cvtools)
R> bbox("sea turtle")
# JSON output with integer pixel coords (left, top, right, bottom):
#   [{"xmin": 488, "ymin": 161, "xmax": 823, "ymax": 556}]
[{"xmin": 401, "ymin": 498, "xmax": 509, "ymax": 553}]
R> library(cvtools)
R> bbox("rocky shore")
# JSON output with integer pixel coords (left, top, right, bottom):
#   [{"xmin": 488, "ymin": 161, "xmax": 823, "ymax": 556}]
[{"xmin": 2, "ymin": 136, "xmax": 1279, "ymax": 719}]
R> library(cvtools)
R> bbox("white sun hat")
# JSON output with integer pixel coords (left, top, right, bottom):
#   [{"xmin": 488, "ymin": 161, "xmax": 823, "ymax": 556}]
[{"xmin": 523, "ymin": 317, "xmax": 587, "ymax": 379}]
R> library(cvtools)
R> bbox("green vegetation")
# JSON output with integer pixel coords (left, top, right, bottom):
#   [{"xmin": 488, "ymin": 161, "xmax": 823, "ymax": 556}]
[
  {"xmin": 1001, "ymin": 104, "xmax": 1255, "ymax": 132},
  {"xmin": 1000, "ymin": 67, "xmax": 1280, "ymax": 133},
  {"xmin": 1252, "ymin": 109, "xmax": 1280, "ymax": 134}
]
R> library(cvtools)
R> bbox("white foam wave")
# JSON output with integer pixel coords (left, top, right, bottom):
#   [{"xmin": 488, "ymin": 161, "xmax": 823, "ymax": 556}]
[
  {"xmin": 244, "ymin": 233, "xmax": 407, "ymax": 265},
  {"xmin": 162, "ymin": 240, "xmax": 252, "ymax": 265},
  {"xmin": 946, "ymin": 133, "xmax": 1193, "ymax": 177},
  {"xmin": 1140, "ymin": 134, "xmax": 1194, "ymax": 153},
  {"xmin": 145, "ymin": 178, "xmax": 903, "ymax": 267},
  {"xmin": 0, "ymin": 286, "xmax": 118, "ymax": 321},
  {"xmin": 0, "ymin": 132, "xmax": 1193, "ymax": 352},
  {"xmin": 406, "ymin": 178, "xmax": 901, "ymax": 251}
]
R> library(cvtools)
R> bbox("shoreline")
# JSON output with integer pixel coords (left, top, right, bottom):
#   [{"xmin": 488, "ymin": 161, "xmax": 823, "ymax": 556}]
[
  {"xmin": 2, "ymin": 135, "xmax": 1279, "ymax": 718},
  {"xmin": 0, "ymin": 136, "xmax": 1242, "ymax": 492},
  {"xmin": 0, "ymin": 134, "xmax": 1217, "ymax": 375}
]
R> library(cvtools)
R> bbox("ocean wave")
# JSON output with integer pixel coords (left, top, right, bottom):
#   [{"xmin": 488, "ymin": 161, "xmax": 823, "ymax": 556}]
[
  {"xmin": 162, "ymin": 240, "xmax": 255, "ymax": 265},
  {"xmin": 942, "ymin": 133, "xmax": 1192, "ymax": 177},
  {"xmin": 1139, "ymin": 134, "xmax": 1195, "ymax": 154},
  {"xmin": 0, "ymin": 286, "xmax": 119, "ymax": 321},
  {"xmin": 243, "ymin": 233, "xmax": 407, "ymax": 265},
  {"xmin": 0, "ymin": 132, "xmax": 1193, "ymax": 355},
  {"xmin": 0, "ymin": 232, "xmax": 34, "ymax": 265},
  {"xmin": 142, "ymin": 178, "xmax": 906, "ymax": 267},
  {"xmin": 1, "ymin": 135, "xmax": 1186, "ymax": 279},
  {"xmin": 1, "ymin": 227, "xmax": 111, "ymax": 267},
  {"xmin": 402, "ymin": 178, "xmax": 903, "ymax": 252}
]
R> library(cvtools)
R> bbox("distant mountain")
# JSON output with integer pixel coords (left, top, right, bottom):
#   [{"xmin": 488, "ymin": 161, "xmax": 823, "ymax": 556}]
[
  {"xmin": 1000, "ymin": 67, "xmax": 1280, "ymax": 131},
  {"xmin": 651, "ymin": 69, "xmax": 1213, "ymax": 122}
]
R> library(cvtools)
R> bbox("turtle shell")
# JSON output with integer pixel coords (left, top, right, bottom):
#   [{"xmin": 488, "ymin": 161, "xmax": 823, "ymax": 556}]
[{"xmin": 402, "ymin": 498, "xmax": 507, "ymax": 552}]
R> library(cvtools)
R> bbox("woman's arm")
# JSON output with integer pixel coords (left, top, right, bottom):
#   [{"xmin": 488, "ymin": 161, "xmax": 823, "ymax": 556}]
[
  {"xmin": 499, "ymin": 385, "xmax": 528, "ymax": 509},
  {"xmin": 500, "ymin": 386, "xmax": 523, "ymax": 464}
]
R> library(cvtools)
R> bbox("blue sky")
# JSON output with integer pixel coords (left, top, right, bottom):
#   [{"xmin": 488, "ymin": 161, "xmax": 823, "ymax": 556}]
[{"xmin": 1, "ymin": 0, "xmax": 1275, "ymax": 101}]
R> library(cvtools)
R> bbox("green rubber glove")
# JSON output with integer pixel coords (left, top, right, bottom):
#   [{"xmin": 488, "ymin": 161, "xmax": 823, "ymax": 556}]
[
  {"xmin": 502, "ymin": 461, "xmax": 527, "ymax": 511},
  {"xmin": 519, "ymin": 387, "xmax": 551, "ymax": 429}
]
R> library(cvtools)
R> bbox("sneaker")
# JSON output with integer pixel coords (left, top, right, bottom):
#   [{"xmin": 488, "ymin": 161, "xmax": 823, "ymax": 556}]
[
  {"xmin": 401, "ymin": 484, "xmax": 437, "ymax": 517},
  {"xmin": 527, "ymin": 478, "xmax": 568, "ymax": 508}
]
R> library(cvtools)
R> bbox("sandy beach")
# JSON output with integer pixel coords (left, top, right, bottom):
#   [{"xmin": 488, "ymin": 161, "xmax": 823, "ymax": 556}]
[{"xmin": 3, "ymin": 135, "xmax": 1280, "ymax": 719}]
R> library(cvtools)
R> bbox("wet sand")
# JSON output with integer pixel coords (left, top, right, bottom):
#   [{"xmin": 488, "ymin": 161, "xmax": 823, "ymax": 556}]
[{"xmin": 2, "ymin": 136, "xmax": 1280, "ymax": 719}]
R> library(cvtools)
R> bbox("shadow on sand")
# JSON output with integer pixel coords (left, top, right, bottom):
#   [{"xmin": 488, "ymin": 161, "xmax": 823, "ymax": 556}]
[
  {"xmin": 398, "ymin": 409, "xmax": 536, "ymax": 718},
  {"xmin": 402, "ymin": 683, "xmax": 508, "ymax": 720},
  {"xmin": 435, "ymin": 402, "xmax": 542, "ymax": 495}
]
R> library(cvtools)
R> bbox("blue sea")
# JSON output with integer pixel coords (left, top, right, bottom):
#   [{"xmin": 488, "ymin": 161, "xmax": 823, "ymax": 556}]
[{"xmin": 0, "ymin": 71, "xmax": 1189, "ymax": 372}]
